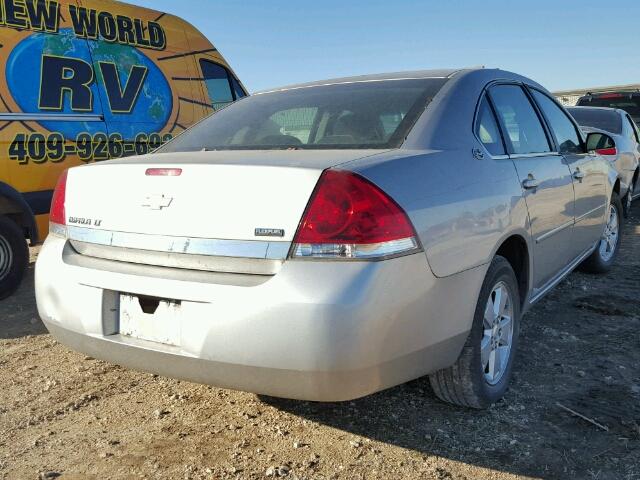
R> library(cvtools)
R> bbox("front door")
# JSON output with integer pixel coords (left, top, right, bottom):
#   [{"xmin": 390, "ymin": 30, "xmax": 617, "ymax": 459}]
[
  {"xmin": 529, "ymin": 89, "xmax": 608, "ymax": 258},
  {"xmin": 489, "ymin": 84, "xmax": 575, "ymax": 291}
]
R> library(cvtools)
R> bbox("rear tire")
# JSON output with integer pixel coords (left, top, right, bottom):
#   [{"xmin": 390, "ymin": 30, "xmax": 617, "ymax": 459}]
[
  {"xmin": 429, "ymin": 256, "xmax": 521, "ymax": 409},
  {"xmin": 580, "ymin": 193, "xmax": 622, "ymax": 274},
  {"xmin": 0, "ymin": 216, "xmax": 28, "ymax": 300}
]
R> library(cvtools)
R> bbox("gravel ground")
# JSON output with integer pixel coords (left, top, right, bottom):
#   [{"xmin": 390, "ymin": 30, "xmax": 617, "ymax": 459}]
[{"xmin": 1, "ymin": 207, "xmax": 639, "ymax": 480}]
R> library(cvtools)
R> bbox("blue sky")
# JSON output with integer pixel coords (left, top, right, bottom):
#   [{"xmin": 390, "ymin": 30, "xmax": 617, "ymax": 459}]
[{"xmin": 135, "ymin": 0, "xmax": 640, "ymax": 93}]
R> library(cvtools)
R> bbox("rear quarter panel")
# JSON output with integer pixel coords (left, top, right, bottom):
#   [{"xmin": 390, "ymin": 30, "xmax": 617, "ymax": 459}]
[
  {"xmin": 348, "ymin": 149, "xmax": 530, "ymax": 280},
  {"xmin": 345, "ymin": 70, "xmax": 533, "ymax": 281}
]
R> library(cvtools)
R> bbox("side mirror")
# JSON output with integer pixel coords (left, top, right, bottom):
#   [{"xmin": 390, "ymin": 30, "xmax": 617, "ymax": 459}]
[{"xmin": 586, "ymin": 132, "xmax": 617, "ymax": 156}]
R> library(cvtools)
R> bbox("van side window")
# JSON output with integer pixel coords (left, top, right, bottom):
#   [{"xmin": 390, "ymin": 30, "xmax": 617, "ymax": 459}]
[
  {"xmin": 230, "ymin": 76, "xmax": 247, "ymax": 99},
  {"xmin": 200, "ymin": 60, "xmax": 234, "ymax": 110},
  {"xmin": 530, "ymin": 90, "xmax": 583, "ymax": 154},
  {"xmin": 489, "ymin": 85, "xmax": 551, "ymax": 155},
  {"xmin": 474, "ymin": 96, "xmax": 505, "ymax": 156}
]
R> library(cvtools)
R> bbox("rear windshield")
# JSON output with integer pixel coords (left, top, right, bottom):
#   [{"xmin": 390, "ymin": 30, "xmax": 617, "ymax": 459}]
[
  {"xmin": 158, "ymin": 79, "xmax": 447, "ymax": 151},
  {"xmin": 567, "ymin": 107, "xmax": 623, "ymax": 135},
  {"xmin": 577, "ymin": 95, "xmax": 640, "ymax": 125}
]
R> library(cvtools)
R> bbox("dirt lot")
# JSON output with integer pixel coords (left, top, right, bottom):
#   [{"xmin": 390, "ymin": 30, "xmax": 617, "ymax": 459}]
[{"xmin": 1, "ymin": 209, "xmax": 639, "ymax": 480}]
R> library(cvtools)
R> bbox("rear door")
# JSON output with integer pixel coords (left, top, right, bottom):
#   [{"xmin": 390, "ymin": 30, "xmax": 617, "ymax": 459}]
[
  {"xmin": 529, "ymin": 89, "xmax": 608, "ymax": 258},
  {"xmin": 489, "ymin": 84, "xmax": 575, "ymax": 291}
]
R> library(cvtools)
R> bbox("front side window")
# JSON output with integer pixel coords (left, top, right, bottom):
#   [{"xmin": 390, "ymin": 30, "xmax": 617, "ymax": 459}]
[
  {"xmin": 489, "ymin": 85, "xmax": 551, "ymax": 155},
  {"xmin": 158, "ymin": 78, "xmax": 447, "ymax": 152},
  {"xmin": 474, "ymin": 96, "xmax": 505, "ymax": 156},
  {"xmin": 531, "ymin": 90, "xmax": 583, "ymax": 154},
  {"xmin": 200, "ymin": 60, "xmax": 234, "ymax": 110}
]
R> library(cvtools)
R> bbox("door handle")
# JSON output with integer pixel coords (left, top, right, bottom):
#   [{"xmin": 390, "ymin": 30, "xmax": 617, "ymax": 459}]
[
  {"xmin": 522, "ymin": 176, "xmax": 540, "ymax": 190},
  {"xmin": 573, "ymin": 170, "xmax": 585, "ymax": 181}
]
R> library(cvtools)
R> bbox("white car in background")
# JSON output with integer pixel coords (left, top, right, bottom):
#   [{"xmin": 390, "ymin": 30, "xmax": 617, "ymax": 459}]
[{"xmin": 567, "ymin": 106, "xmax": 640, "ymax": 217}]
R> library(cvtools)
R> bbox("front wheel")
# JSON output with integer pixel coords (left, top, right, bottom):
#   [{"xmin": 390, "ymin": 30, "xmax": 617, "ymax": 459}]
[
  {"xmin": 429, "ymin": 256, "xmax": 521, "ymax": 409},
  {"xmin": 0, "ymin": 215, "xmax": 29, "ymax": 300},
  {"xmin": 580, "ymin": 193, "xmax": 622, "ymax": 274}
]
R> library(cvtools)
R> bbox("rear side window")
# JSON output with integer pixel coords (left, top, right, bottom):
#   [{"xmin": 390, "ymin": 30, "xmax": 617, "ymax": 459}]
[
  {"xmin": 200, "ymin": 60, "xmax": 235, "ymax": 110},
  {"xmin": 474, "ymin": 96, "xmax": 505, "ymax": 156},
  {"xmin": 489, "ymin": 85, "xmax": 550, "ymax": 155},
  {"xmin": 531, "ymin": 90, "xmax": 583, "ymax": 154}
]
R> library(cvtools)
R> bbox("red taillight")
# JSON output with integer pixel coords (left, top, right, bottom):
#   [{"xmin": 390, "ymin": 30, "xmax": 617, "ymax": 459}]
[
  {"xmin": 49, "ymin": 170, "xmax": 68, "ymax": 226},
  {"xmin": 596, "ymin": 147, "xmax": 617, "ymax": 156},
  {"xmin": 292, "ymin": 170, "xmax": 420, "ymax": 259},
  {"xmin": 146, "ymin": 168, "xmax": 182, "ymax": 176}
]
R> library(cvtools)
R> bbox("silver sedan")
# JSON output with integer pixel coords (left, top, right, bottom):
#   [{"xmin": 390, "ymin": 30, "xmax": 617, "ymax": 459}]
[{"xmin": 36, "ymin": 69, "xmax": 621, "ymax": 408}]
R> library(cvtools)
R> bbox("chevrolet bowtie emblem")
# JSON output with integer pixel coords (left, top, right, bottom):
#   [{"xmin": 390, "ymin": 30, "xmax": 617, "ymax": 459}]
[{"xmin": 142, "ymin": 194, "xmax": 173, "ymax": 210}]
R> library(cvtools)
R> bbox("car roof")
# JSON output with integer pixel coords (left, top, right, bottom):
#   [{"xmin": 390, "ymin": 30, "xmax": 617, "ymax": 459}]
[{"xmin": 255, "ymin": 68, "xmax": 475, "ymax": 94}]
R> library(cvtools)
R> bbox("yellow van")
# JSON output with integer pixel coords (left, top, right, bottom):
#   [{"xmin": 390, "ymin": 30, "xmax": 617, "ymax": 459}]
[{"xmin": 0, "ymin": 0, "xmax": 247, "ymax": 298}]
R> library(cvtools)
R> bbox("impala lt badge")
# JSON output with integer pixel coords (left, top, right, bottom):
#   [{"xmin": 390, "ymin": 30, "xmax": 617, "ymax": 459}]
[{"xmin": 142, "ymin": 194, "xmax": 173, "ymax": 210}]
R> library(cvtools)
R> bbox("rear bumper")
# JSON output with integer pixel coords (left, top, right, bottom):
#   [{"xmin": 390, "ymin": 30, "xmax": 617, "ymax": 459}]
[
  {"xmin": 36, "ymin": 234, "xmax": 485, "ymax": 401},
  {"xmin": 43, "ymin": 321, "xmax": 466, "ymax": 401}
]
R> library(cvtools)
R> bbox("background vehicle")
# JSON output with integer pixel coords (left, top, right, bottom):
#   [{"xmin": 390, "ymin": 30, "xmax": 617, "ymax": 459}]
[
  {"xmin": 0, "ymin": 0, "xmax": 247, "ymax": 299},
  {"xmin": 37, "ymin": 68, "xmax": 620, "ymax": 408},
  {"xmin": 576, "ymin": 91, "xmax": 640, "ymax": 126},
  {"xmin": 567, "ymin": 106, "xmax": 640, "ymax": 217}
]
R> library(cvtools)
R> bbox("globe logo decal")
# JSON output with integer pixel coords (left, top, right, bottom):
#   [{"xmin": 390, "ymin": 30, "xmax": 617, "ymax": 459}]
[{"xmin": 6, "ymin": 28, "xmax": 172, "ymax": 140}]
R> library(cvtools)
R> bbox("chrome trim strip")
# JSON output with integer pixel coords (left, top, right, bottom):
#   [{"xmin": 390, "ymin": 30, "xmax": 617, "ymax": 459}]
[
  {"xmin": 529, "ymin": 244, "xmax": 596, "ymax": 305},
  {"xmin": 0, "ymin": 113, "xmax": 103, "ymax": 122},
  {"xmin": 575, "ymin": 204, "xmax": 606, "ymax": 223},
  {"xmin": 66, "ymin": 226, "xmax": 291, "ymax": 260},
  {"xmin": 535, "ymin": 220, "xmax": 574, "ymax": 244},
  {"xmin": 534, "ymin": 203, "xmax": 605, "ymax": 244},
  {"xmin": 69, "ymin": 241, "xmax": 283, "ymax": 276},
  {"xmin": 509, "ymin": 152, "xmax": 562, "ymax": 159}
]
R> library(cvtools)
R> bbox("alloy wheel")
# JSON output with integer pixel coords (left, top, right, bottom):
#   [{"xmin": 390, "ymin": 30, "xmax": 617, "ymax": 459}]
[
  {"xmin": 481, "ymin": 281, "xmax": 514, "ymax": 386},
  {"xmin": 599, "ymin": 203, "xmax": 619, "ymax": 262}
]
